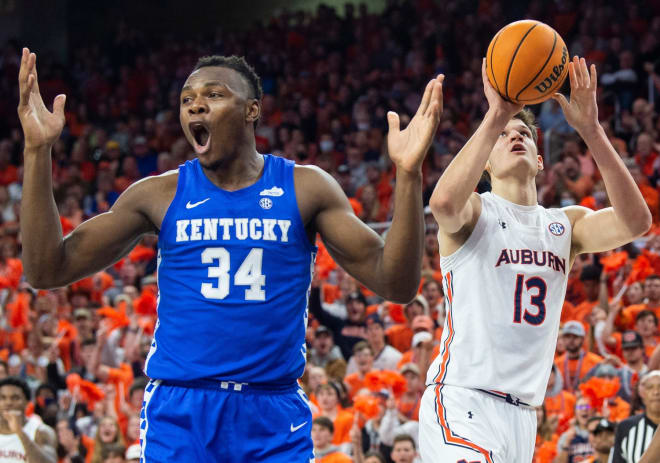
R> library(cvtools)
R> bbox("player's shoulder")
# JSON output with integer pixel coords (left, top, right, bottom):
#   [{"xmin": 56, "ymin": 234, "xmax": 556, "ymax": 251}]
[
  {"xmin": 293, "ymin": 164, "xmax": 348, "ymax": 208},
  {"xmin": 114, "ymin": 169, "xmax": 179, "ymax": 208},
  {"xmin": 557, "ymin": 205, "xmax": 592, "ymax": 227}
]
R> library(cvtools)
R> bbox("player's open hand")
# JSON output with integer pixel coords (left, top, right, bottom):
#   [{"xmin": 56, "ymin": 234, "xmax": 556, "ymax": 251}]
[
  {"xmin": 482, "ymin": 58, "xmax": 523, "ymax": 119},
  {"xmin": 552, "ymin": 56, "xmax": 599, "ymax": 137},
  {"xmin": 387, "ymin": 75, "xmax": 443, "ymax": 174},
  {"xmin": 17, "ymin": 48, "xmax": 66, "ymax": 151}
]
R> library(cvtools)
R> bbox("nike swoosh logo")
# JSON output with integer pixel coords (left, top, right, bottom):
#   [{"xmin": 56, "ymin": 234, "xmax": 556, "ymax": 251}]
[
  {"xmin": 290, "ymin": 421, "xmax": 307, "ymax": 432},
  {"xmin": 186, "ymin": 198, "xmax": 210, "ymax": 209}
]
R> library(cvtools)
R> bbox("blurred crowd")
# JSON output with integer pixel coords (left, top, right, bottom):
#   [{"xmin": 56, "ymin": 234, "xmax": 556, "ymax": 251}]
[{"xmin": 0, "ymin": 0, "xmax": 660, "ymax": 462}]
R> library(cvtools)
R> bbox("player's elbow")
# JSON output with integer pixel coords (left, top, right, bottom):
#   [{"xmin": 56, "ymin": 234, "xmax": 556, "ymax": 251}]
[
  {"xmin": 429, "ymin": 194, "xmax": 456, "ymax": 217},
  {"xmin": 384, "ymin": 283, "xmax": 419, "ymax": 305},
  {"xmin": 631, "ymin": 208, "xmax": 653, "ymax": 238},
  {"xmin": 24, "ymin": 267, "xmax": 64, "ymax": 290}
]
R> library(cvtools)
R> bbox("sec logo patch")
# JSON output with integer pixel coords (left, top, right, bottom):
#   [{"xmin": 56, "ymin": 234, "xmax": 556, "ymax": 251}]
[
  {"xmin": 259, "ymin": 197, "xmax": 273, "ymax": 210},
  {"xmin": 548, "ymin": 222, "xmax": 565, "ymax": 236}
]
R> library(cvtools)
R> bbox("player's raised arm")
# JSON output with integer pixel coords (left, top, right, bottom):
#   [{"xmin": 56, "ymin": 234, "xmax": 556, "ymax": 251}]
[
  {"xmin": 18, "ymin": 48, "xmax": 156, "ymax": 289},
  {"xmin": 307, "ymin": 75, "xmax": 443, "ymax": 303},
  {"xmin": 429, "ymin": 59, "xmax": 523, "ymax": 234},
  {"xmin": 553, "ymin": 57, "xmax": 652, "ymax": 256}
]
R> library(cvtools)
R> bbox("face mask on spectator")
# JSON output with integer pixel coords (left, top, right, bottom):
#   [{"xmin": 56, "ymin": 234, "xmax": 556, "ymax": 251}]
[{"xmin": 320, "ymin": 140, "xmax": 334, "ymax": 152}]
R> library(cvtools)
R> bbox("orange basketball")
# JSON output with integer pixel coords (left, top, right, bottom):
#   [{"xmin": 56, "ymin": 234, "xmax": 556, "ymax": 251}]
[{"xmin": 486, "ymin": 20, "xmax": 569, "ymax": 105}]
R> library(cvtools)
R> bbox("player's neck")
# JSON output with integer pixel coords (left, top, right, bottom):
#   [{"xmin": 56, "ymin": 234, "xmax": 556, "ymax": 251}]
[
  {"xmin": 490, "ymin": 178, "xmax": 537, "ymax": 206},
  {"xmin": 200, "ymin": 145, "xmax": 262, "ymax": 191}
]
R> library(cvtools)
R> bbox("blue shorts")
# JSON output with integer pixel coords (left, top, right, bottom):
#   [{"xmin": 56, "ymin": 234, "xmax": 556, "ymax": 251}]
[{"xmin": 139, "ymin": 379, "xmax": 314, "ymax": 462}]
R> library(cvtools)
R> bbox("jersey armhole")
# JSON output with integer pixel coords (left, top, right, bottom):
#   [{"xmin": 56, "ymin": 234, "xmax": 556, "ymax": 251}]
[
  {"xmin": 158, "ymin": 166, "xmax": 185, "ymax": 239},
  {"xmin": 440, "ymin": 194, "xmax": 489, "ymax": 268}
]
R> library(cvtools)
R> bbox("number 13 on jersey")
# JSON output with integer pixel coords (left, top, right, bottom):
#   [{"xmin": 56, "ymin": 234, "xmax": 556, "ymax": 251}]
[{"xmin": 513, "ymin": 274, "xmax": 547, "ymax": 326}]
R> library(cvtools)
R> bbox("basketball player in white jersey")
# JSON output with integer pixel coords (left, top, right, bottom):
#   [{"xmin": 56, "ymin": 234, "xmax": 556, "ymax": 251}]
[
  {"xmin": 419, "ymin": 56, "xmax": 651, "ymax": 462},
  {"xmin": 0, "ymin": 377, "xmax": 56, "ymax": 463}
]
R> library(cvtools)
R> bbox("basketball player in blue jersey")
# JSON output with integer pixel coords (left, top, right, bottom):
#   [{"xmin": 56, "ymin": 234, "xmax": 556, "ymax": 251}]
[{"xmin": 17, "ymin": 47, "xmax": 443, "ymax": 462}]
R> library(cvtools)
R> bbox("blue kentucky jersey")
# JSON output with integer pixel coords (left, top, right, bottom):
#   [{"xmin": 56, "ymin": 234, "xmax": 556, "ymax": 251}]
[{"xmin": 145, "ymin": 155, "xmax": 316, "ymax": 384}]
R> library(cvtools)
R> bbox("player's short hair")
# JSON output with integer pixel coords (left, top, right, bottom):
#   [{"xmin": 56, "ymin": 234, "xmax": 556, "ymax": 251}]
[
  {"xmin": 636, "ymin": 310, "xmax": 658, "ymax": 326},
  {"xmin": 193, "ymin": 55, "xmax": 262, "ymax": 100},
  {"xmin": 313, "ymin": 416, "xmax": 334, "ymax": 433},
  {"xmin": 353, "ymin": 340, "xmax": 373, "ymax": 356},
  {"xmin": 392, "ymin": 433, "xmax": 416, "ymax": 449},
  {"xmin": 646, "ymin": 274, "xmax": 660, "ymax": 282},
  {"xmin": 0, "ymin": 376, "xmax": 31, "ymax": 401}
]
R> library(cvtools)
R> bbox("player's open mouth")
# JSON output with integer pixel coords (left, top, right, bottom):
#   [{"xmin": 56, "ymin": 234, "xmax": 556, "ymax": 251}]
[
  {"xmin": 189, "ymin": 122, "xmax": 211, "ymax": 154},
  {"xmin": 510, "ymin": 143, "xmax": 525, "ymax": 153}
]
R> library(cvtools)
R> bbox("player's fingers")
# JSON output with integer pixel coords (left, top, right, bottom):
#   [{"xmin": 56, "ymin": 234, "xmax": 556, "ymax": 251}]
[
  {"xmin": 481, "ymin": 57, "xmax": 488, "ymax": 84},
  {"xmin": 424, "ymin": 80, "xmax": 441, "ymax": 117},
  {"xmin": 590, "ymin": 63, "xmax": 597, "ymax": 90},
  {"xmin": 436, "ymin": 75, "xmax": 444, "ymax": 115},
  {"xmin": 416, "ymin": 79, "xmax": 434, "ymax": 118},
  {"xmin": 18, "ymin": 48, "xmax": 28, "ymax": 85},
  {"xmin": 19, "ymin": 72, "xmax": 35, "ymax": 109},
  {"xmin": 580, "ymin": 57, "xmax": 589, "ymax": 87},
  {"xmin": 568, "ymin": 60, "xmax": 578, "ymax": 90},
  {"xmin": 387, "ymin": 111, "xmax": 400, "ymax": 135},
  {"xmin": 52, "ymin": 94, "xmax": 66, "ymax": 122}
]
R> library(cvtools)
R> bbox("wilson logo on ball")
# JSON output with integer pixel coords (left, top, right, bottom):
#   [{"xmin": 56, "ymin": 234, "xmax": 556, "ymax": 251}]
[{"xmin": 535, "ymin": 47, "xmax": 568, "ymax": 94}]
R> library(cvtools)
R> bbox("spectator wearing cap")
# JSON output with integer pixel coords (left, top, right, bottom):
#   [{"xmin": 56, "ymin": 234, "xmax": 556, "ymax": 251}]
[
  {"xmin": 612, "ymin": 371, "xmax": 660, "ymax": 462},
  {"xmin": 312, "ymin": 416, "xmax": 352, "ymax": 463},
  {"xmin": 345, "ymin": 314, "xmax": 401, "ymax": 375},
  {"xmin": 386, "ymin": 296, "xmax": 428, "ymax": 354},
  {"xmin": 600, "ymin": 330, "xmax": 649, "ymax": 404},
  {"xmin": 397, "ymin": 363, "xmax": 423, "ymax": 421},
  {"xmin": 344, "ymin": 341, "xmax": 375, "ymax": 400},
  {"xmin": 555, "ymin": 321, "xmax": 604, "ymax": 393},
  {"xmin": 563, "ymin": 265, "xmax": 602, "ymax": 325},
  {"xmin": 313, "ymin": 382, "xmax": 353, "ymax": 454},
  {"xmin": 585, "ymin": 417, "xmax": 616, "ymax": 463},
  {"xmin": 603, "ymin": 310, "xmax": 660, "ymax": 361},
  {"xmin": 544, "ymin": 364, "xmax": 576, "ymax": 424},
  {"xmin": 396, "ymin": 315, "xmax": 440, "ymax": 375},
  {"xmin": 310, "ymin": 326, "xmax": 346, "ymax": 370},
  {"xmin": 309, "ymin": 286, "xmax": 368, "ymax": 360}
]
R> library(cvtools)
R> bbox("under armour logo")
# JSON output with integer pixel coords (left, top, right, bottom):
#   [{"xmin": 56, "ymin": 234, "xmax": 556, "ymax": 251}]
[
  {"xmin": 498, "ymin": 219, "xmax": 507, "ymax": 229},
  {"xmin": 467, "ymin": 411, "xmax": 473, "ymax": 419}
]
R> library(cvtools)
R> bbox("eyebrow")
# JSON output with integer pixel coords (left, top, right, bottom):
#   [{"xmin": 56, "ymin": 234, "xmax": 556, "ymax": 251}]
[{"xmin": 181, "ymin": 81, "xmax": 228, "ymax": 92}]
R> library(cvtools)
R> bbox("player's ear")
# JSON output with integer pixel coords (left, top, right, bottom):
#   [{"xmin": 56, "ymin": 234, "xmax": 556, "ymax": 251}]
[
  {"xmin": 246, "ymin": 99, "xmax": 260, "ymax": 125},
  {"xmin": 537, "ymin": 154, "xmax": 544, "ymax": 171}
]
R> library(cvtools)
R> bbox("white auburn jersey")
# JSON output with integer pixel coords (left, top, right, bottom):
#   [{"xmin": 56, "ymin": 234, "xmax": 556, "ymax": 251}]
[
  {"xmin": 0, "ymin": 415, "xmax": 44, "ymax": 462},
  {"xmin": 426, "ymin": 192, "xmax": 572, "ymax": 406}
]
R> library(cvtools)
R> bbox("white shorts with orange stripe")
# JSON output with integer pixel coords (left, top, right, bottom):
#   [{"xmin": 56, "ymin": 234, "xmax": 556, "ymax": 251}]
[{"xmin": 419, "ymin": 384, "xmax": 536, "ymax": 463}]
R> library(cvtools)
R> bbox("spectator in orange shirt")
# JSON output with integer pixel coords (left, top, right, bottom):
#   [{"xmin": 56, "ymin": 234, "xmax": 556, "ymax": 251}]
[
  {"xmin": 312, "ymin": 417, "xmax": 353, "ymax": 463},
  {"xmin": 621, "ymin": 275, "xmax": 660, "ymax": 327},
  {"xmin": 314, "ymin": 383, "xmax": 354, "ymax": 451},
  {"xmin": 555, "ymin": 321, "xmax": 604, "ymax": 393},
  {"xmin": 563, "ymin": 265, "xmax": 601, "ymax": 325},
  {"xmin": 397, "ymin": 316, "xmax": 441, "ymax": 374},
  {"xmin": 386, "ymin": 296, "xmax": 428, "ymax": 354},
  {"xmin": 553, "ymin": 154, "xmax": 594, "ymax": 200},
  {"xmin": 345, "ymin": 341, "xmax": 374, "ymax": 400}
]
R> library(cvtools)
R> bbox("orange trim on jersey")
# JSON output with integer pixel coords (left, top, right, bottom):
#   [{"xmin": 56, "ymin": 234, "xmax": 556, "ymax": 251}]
[
  {"xmin": 432, "ymin": 272, "xmax": 494, "ymax": 463},
  {"xmin": 434, "ymin": 384, "xmax": 494, "ymax": 463}
]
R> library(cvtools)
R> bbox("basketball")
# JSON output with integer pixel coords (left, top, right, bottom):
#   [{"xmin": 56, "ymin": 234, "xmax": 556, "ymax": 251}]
[{"xmin": 486, "ymin": 20, "xmax": 569, "ymax": 105}]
